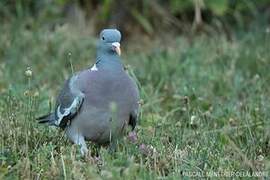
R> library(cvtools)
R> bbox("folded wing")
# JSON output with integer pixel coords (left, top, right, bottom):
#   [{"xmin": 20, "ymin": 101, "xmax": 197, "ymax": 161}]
[{"xmin": 37, "ymin": 74, "xmax": 84, "ymax": 128}]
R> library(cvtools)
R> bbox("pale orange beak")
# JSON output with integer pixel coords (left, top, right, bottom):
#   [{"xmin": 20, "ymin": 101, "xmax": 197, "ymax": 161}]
[{"xmin": 112, "ymin": 42, "xmax": 121, "ymax": 56}]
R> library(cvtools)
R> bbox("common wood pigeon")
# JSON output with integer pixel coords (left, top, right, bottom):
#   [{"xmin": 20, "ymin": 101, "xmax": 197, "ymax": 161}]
[{"xmin": 37, "ymin": 29, "xmax": 140, "ymax": 155}]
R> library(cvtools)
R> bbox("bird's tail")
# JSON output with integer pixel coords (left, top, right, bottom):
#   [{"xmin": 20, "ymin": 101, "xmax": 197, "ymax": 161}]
[{"xmin": 36, "ymin": 113, "xmax": 56, "ymax": 126}]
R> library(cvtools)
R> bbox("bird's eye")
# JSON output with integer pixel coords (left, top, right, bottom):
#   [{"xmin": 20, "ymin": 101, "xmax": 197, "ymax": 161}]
[{"xmin": 102, "ymin": 36, "xmax": 105, "ymax": 40}]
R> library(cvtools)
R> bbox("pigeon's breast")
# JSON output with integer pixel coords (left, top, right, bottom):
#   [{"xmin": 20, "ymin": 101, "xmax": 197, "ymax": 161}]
[
  {"xmin": 81, "ymin": 69, "xmax": 137, "ymax": 108},
  {"xmin": 73, "ymin": 69, "xmax": 139, "ymax": 143}
]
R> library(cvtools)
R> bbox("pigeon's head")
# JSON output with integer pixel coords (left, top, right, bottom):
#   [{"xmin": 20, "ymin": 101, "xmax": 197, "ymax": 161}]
[{"xmin": 98, "ymin": 29, "xmax": 121, "ymax": 56}]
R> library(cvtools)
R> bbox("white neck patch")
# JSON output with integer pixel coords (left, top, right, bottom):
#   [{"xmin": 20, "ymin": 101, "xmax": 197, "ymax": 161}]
[{"xmin": 90, "ymin": 64, "xmax": 98, "ymax": 71}]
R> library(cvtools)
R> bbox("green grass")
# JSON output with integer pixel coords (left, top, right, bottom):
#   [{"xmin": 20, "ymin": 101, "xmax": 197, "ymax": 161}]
[{"xmin": 0, "ymin": 19, "xmax": 269, "ymax": 179}]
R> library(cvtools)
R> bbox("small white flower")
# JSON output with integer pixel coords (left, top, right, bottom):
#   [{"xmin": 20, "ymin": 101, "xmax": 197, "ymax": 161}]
[
  {"xmin": 266, "ymin": 27, "xmax": 270, "ymax": 34},
  {"xmin": 258, "ymin": 155, "xmax": 264, "ymax": 161},
  {"xmin": 25, "ymin": 67, "xmax": 32, "ymax": 77},
  {"xmin": 33, "ymin": 91, "xmax": 39, "ymax": 97},
  {"xmin": 190, "ymin": 115, "xmax": 197, "ymax": 125},
  {"xmin": 24, "ymin": 90, "xmax": 30, "ymax": 96}
]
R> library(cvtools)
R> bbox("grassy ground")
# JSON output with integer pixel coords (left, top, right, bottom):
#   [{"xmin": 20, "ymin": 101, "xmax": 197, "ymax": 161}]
[{"xmin": 0, "ymin": 19, "xmax": 269, "ymax": 179}]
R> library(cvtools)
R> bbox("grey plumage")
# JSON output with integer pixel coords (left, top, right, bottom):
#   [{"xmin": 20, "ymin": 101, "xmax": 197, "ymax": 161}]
[{"xmin": 37, "ymin": 29, "xmax": 139, "ymax": 155}]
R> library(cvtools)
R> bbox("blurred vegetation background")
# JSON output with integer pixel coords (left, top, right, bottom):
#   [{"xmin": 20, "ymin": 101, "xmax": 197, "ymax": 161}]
[{"xmin": 1, "ymin": 0, "xmax": 270, "ymax": 37}]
